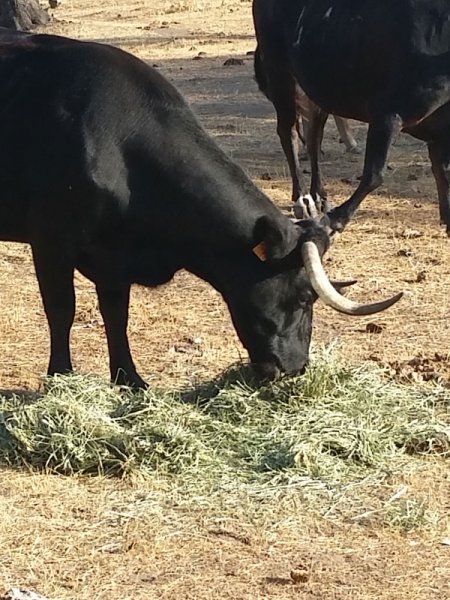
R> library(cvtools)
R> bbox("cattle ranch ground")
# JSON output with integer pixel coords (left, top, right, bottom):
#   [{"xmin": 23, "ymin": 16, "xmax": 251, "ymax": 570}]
[{"xmin": 0, "ymin": 1, "xmax": 449, "ymax": 599}]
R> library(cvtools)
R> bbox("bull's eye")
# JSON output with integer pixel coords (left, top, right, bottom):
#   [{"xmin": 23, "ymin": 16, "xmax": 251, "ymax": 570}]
[
  {"xmin": 296, "ymin": 288, "xmax": 314, "ymax": 306},
  {"xmin": 255, "ymin": 316, "xmax": 277, "ymax": 336}
]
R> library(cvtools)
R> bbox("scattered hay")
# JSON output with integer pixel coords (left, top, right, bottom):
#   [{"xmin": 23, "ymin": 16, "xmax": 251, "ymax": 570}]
[{"xmin": 0, "ymin": 349, "xmax": 448, "ymax": 529}]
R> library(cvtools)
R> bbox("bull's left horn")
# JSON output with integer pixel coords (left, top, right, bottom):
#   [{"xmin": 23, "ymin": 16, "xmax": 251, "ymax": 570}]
[
  {"xmin": 331, "ymin": 279, "xmax": 357, "ymax": 290},
  {"xmin": 301, "ymin": 241, "xmax": 402, "ymax": 315}
]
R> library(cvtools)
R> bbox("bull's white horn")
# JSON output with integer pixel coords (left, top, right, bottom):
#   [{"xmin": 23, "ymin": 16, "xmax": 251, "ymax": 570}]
[{"xmin": 301, "ymin": 241, "xmax": 402, "ymax": 315}]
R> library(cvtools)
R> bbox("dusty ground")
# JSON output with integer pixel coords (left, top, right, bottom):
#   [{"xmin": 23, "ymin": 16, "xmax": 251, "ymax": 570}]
[
  {"xmin": 0, "ymin": 1, "xmax": 449, "ymax": 599},
  {"xmin": 1, "ymin": 467, "xmax": 449, "ymax": 600}
]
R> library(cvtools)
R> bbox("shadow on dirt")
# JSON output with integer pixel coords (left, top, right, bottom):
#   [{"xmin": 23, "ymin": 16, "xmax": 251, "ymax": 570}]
[
  {"xmin": 179, "ymin": 362, "xmax": 258, "ymax": 405},
  {"xmin": 0, "ymin": 388, "xmax": 42, "ymax": 403},
  {"xmin": 87, "ymin": 32, "xmax": 256, "ymax": 50},
  {"xmin": 0, "ymin": 365, "xmax": 257, "ymax": 406}
]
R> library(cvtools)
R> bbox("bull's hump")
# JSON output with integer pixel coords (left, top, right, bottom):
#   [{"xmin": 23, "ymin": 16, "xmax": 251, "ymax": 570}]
[{"xmin": 2, "ymin": 32, "xmax": 186, "ymax": 112}]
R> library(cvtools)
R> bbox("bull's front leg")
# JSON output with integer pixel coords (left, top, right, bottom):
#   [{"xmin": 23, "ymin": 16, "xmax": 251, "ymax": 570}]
[
  {"xmin": 334, "ymin": 116, "xmax": 359, "ymax": 153},
  {"xmin": 32, "ymin": 243, "xmax": 75, "ymax": 376},
  {"xmin": 96, "ymin": 283, "xmax": 148, "ymax": 388},
  {"xmin": 329, "ymin": 113, "xmax": 402, "ymax": 231}
]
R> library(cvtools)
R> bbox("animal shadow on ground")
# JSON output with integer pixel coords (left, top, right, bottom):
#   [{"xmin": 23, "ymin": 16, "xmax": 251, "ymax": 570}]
[
  {"xmin": 179, "ymin": 363, "xmax": 259, "ymax": 406},
  {"xmin": 0, "ymin": 388, "xmax": 42, "ymax": 403},
  {"xmin": 0, "ymin": 366, "xmax": 256, "ymax": 407}
]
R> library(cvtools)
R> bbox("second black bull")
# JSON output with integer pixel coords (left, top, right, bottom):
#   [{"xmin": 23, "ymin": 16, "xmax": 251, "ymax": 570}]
[{"xmin": 253, "ymin": 0, "xmax": 450, "ymax": 232}]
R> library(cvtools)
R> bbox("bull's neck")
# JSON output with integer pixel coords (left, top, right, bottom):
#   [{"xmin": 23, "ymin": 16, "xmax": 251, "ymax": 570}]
[{"xmin": 145, "ymin": 138, "xmax": 284, "ymax": 251}]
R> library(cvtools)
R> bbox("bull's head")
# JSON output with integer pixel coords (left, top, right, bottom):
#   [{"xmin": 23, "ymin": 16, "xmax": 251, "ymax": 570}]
[{"xmin": 222, "ymin": 215, "xmax": 401, "ymax": 380}]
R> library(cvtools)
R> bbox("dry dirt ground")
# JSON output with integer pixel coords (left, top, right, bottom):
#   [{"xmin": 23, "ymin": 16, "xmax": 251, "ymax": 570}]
[{"xmin": 0, "ymin": 1, "xmax": 449, "ymax": 599}]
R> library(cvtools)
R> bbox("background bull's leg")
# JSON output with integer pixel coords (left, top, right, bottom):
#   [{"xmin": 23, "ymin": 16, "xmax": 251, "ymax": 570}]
[
  {"xmin": 428, "ymin": 140, "xmax": 450, "ymax": 234},
  {"xmin": 32, "ymin": 245, "xmax": 75, "ymax": 376},
  {"xmin": 329, "ymin": 114, "xmax": 402, "ymax": 231},
  {"xmin": 308, "ymin": 102, "xmax": 329, "ymax": 202},
  {"xmin": 334, "ymin": 116, "xmax": 359, "ymax": 153},
  {"xmin": 294, "ymin": 103, "xmax": 330, "ymax": 219},
  {"xmin": 295, "ymin": 85, "xmax": 310, "ymax": 151},
  {"xmin": 269, "ymin": 72, "xmax": 305, "ymax": 202},
  {"xmin": 95, "ymin": 284, "xmax": 147, "ymax": 388}
]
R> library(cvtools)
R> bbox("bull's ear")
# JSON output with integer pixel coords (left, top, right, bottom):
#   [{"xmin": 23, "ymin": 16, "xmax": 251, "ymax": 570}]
[{"xmin": 253, "ymin": 216, "xmax": 300, "ymax": 261}]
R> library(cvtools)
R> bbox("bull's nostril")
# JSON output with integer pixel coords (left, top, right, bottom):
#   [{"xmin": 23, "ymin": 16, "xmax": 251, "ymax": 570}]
[{"xmin": 298, "ymin": 360, "xmax": 309, "ymax": 376}]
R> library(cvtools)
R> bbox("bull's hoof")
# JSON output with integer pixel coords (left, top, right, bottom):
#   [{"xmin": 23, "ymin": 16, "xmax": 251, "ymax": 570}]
[
  {"xmin": 345, "ymin": 144, "xmax": 361, "ymax": 155},
  {"xmin": 113, "ymin": 370, "xmax": 148, "ymax": 389},
  {"xmin": 438, "ymin": 217, "xmax": 450, "ymax": 236},
  {"xmin": 293, "ymin": 194, "xmax": 330, "ymax": 220},
  {"xmin": 325, "ymin": 206, "xmax": 349, "ymax": 234}
]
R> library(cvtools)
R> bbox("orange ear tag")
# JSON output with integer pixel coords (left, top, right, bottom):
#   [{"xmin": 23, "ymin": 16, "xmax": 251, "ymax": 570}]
[{"xmin": 253, "ymin": 242, "xmax": 268, "ymax": 261}]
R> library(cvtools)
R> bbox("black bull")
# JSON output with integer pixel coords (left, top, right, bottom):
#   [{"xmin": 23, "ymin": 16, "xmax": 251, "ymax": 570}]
[
  {"xmin": 253, "ymin": 0, "xmax": 450, "ymax": 231},
  {"xmin": 0, "ymin": 29, "xmax": 401, "ymax": 387}
]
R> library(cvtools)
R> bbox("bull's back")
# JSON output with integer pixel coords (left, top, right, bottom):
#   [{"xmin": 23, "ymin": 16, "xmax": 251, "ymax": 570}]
[
  {"xmin": 0, "ymin": 31, "xmax": 273, "ymax": 250},
  {"xmin": 286, "ymin": 0, "xmax": 450, "ymax": 120},
  {"xmin": 0, "ymin": 34, "xmax": 184, "ymax": 243}
]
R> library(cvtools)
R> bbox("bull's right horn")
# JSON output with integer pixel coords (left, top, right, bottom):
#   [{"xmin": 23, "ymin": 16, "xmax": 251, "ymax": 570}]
[{"xmin": 301, "ymin": 241, "xmax": 403, "ymax": 315}]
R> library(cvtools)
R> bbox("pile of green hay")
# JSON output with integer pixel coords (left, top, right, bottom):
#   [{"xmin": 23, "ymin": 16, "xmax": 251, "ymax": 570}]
[{"xmin": 0, "ymin": 350, "xmax": 448, "ymax": 528}]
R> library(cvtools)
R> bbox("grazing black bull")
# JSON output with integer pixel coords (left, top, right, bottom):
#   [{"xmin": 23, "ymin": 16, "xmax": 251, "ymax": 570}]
[
  {"xmin": 253, "ymin": 0, "xmax": 450, "ymax": 231},
  {"xmin": 253, "ymin": 44, "xmax": 359, "ymax": 206},
  {"xmin": 0, "ymin": 29, "xmax": 401, "ymax": 387}
]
